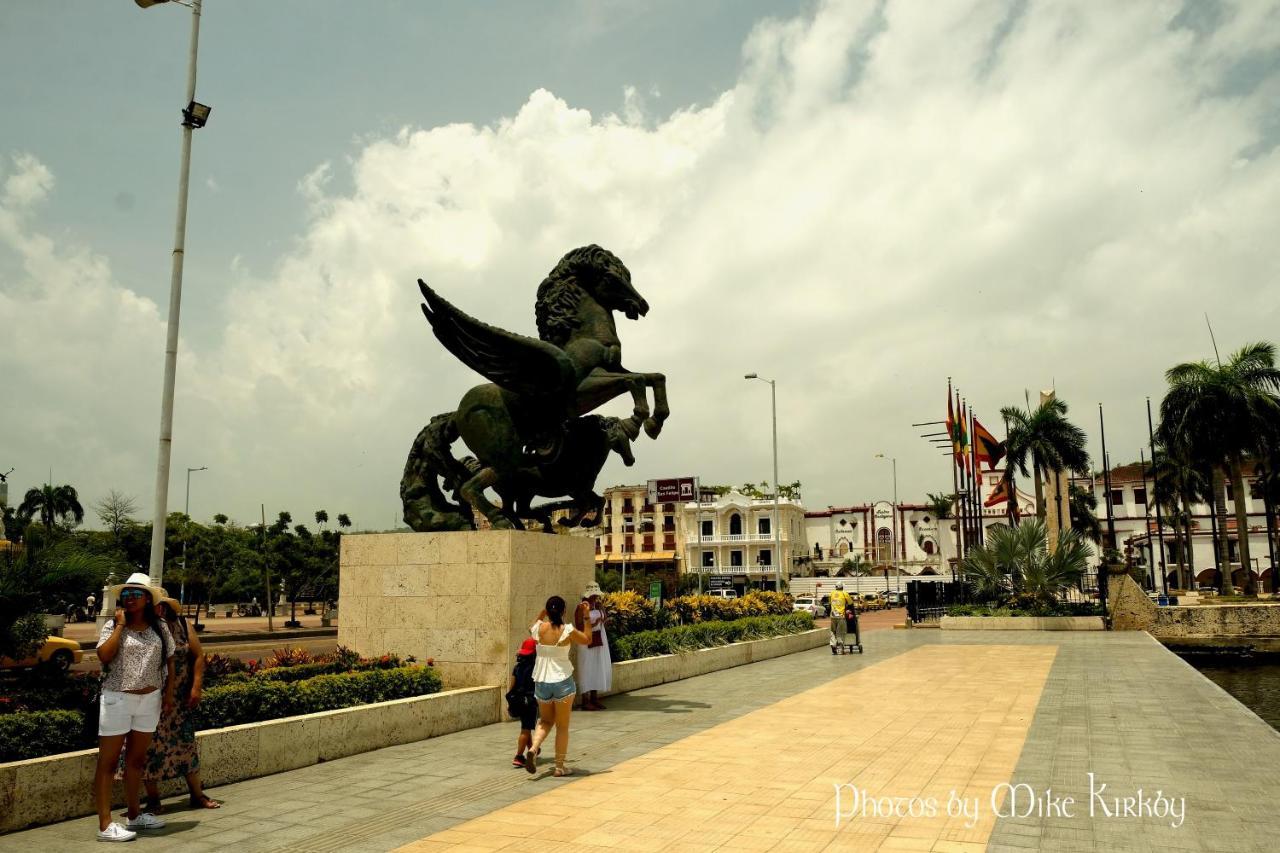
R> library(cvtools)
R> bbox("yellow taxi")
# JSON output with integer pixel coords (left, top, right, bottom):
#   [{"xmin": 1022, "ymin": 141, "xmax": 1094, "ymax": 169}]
[{"xmin": 0, "ymin": 635, "xmax": 84, "ymax": 672}]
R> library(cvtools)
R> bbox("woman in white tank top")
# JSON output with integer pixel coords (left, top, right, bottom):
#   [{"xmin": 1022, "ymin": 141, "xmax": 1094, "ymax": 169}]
[{"xmin": 524, "ymin": 595, "xmax": 592, "ymax": 777}]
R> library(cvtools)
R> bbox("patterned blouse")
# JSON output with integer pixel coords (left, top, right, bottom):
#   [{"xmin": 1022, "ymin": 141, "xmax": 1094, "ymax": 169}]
[{"xmin": 97, "ymin": 619, "xmax": 175, "ymax": 692}]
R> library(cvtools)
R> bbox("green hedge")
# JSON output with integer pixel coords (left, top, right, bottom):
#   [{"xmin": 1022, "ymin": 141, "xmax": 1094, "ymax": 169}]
[
  {"xmin": 0, "ymin": 710, "xmax": 85, "ymax": 763},
  {"xmin": 195, "ymin": 665, "xmax": 441, "ymax": 728},
  {"xmin": 946, "ymin": 602, "xmax": 1103, "ymax": 617},
  {"xmin": 208, "ymin": 656, "xmax": 407, "ymax": 687},
  {"xmin": 0, "ymin": 665, "xmax": 442, "ymax": 764},
  {"xmin": 612, "ymin": 612, "xmax": 814, "ymax": 662}
]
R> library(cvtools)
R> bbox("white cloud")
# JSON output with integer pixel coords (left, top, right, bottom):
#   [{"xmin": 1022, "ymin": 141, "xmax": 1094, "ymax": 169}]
[{"xmin": 5, "ymin": 0, "xmax": 1280, "ymax": 527}]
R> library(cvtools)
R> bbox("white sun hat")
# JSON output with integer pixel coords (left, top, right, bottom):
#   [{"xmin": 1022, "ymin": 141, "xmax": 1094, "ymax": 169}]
[{"xmin": 108, "ymin": 571, "xmax": 167, "ymax": 603}]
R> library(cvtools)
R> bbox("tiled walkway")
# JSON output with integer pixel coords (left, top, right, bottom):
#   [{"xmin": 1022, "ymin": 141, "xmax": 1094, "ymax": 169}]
[{"xmin": 4, "ymin": 631, "xmax": 1279, "ymax": 852}]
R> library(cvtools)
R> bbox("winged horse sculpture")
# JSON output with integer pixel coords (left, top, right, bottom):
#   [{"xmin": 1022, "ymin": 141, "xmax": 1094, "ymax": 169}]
[{"xmin": 401, "ymin": 245, "xmax": 669, "ymax": 531}]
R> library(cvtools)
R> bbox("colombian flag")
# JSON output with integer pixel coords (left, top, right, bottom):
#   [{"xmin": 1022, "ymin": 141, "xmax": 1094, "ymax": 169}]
[{"xmin": 984, "ymin": 477, "xmax": 1011, "ymax": 507}]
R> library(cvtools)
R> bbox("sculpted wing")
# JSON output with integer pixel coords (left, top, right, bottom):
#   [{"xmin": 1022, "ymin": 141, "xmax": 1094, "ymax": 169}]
[{"xmin": 418, "ymin": 279, "xmax": 576, "ymax": 398}]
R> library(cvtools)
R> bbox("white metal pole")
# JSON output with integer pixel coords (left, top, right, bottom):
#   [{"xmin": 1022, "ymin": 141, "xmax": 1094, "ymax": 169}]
[
  {"xmin": 147, "ymin": 0, "xmax": 203, "ymax": 589},
  {"xmin": 182, "ymin": 467, "xmax": 190, "ymax": 603},
  {"xmin": 892, "ymin": 458, "xmax": 900, "ymax": 594},
  {"xmin": 696, "ymin": 477, "xmax": 703, "ymax": 595},
  {"xmin": 771, "ymin": 379, "xmax": 781, "ymax": 592}
]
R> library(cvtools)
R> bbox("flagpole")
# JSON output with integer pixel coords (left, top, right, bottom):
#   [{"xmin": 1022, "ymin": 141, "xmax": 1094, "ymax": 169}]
[
  {"xmin": 1146, "ymin": 398, "xmax": 1169, "ymax": 595},
  {"xmin": 947, "ymin": 380, "xmax": 964, "ymax": 570},
  {"xmin": 1141, "ymin": 448, "xmax": 1155, "ymax": 591},
  {"xmin": 970, "ymin": 408, "xmax": 984, "ymax": 546}
]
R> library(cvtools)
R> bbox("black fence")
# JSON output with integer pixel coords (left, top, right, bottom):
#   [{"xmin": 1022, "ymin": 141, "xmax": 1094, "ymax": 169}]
[{"xmin": 906, "ymin": 580, "xmax": 971, "ymax": 624}]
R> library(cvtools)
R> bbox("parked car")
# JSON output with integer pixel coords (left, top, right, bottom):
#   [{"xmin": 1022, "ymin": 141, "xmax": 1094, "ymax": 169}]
[
  {"xmin": 793, "ymin": 596, "xmax": 827, "ymax": 617},
  {"xmin": 708, "ymin": 589, "xmax": 738, "ymax": 600},
  {"xmin": 0, "ymin": 635, "xmax": 83, "ymax": 672}
]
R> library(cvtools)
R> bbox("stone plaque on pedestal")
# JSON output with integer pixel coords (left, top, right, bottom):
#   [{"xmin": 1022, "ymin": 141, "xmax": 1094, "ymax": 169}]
[{"xmin": 338, "ymin": 531, "xmax": 594, "ymax": 691}]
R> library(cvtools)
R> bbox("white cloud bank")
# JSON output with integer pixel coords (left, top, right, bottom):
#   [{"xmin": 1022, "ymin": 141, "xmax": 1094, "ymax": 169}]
[{"xmin": 4, "ymin": 0, "xmax": 1280, "ymax": 528}]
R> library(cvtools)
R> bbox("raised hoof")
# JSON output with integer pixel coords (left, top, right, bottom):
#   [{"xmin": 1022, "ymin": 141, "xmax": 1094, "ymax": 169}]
[
  {"xmin": 619, "ymin": 418, "xmax": 641, "ymax": 440},
  {"xmin": 643, "ymin": 418, "xmax": 663, "ymax": 439}
]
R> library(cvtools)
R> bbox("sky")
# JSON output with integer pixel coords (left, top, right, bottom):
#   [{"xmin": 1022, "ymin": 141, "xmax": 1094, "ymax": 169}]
[{"xmin": 2, "ymin": 0, "xmax": 1279, "ymax": 532}]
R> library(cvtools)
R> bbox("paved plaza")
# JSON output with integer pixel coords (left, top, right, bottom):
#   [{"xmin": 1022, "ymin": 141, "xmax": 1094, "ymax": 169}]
[{"xmin": 4, "ymin": 630, "xmax": 1279, "ymax": 852}]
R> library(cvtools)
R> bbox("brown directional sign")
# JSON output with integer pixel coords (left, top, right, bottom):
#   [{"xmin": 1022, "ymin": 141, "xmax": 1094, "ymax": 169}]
[{"xmin": 648, "ymin": 477, "xmax": 697, "ymax": 504}]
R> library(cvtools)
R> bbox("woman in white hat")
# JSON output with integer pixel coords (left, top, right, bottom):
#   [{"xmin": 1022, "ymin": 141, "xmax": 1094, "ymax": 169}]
[
  {"xmin": 92, "ymin": 572, "xmax": 176, "ymax": 842},
  {"xmin": 575, "ymin": 582, "xmax": 612, "ymax": 711}
]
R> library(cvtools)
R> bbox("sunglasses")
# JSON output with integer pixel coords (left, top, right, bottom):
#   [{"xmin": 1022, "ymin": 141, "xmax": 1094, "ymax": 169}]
[{"xmin": 119, "ymin": 590, "xmax": 148, "ymax": 600}]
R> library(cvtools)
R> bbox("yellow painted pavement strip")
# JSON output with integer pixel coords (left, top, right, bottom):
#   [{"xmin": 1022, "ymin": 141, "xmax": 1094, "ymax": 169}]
[{"xmin": 397, "ymin": 644, "xmax": 1058, "ymax": 853}]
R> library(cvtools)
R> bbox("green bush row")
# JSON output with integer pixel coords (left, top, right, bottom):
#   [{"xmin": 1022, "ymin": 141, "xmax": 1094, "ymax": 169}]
[
  {"xmin": 0, "ymin": 665, "xmax": 441, "ymax": 764},
  {"xmin": 208, "ymin": 655, "xmax": 407, "ymax": 687},
  {"xmin": 0, "ymin": 710, "xmax": 85, "ymax": 763},
  {"xmin": 612, "ymin": 612, "xmax": 815, "ymax": 662},
  {"xmin": 194, "ymin": 665, "xmax": 441, "ymax": 728}
]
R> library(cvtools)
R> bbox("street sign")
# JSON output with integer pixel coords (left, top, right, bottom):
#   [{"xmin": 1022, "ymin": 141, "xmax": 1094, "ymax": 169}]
[
  {"xmin": 648, "ymin": 477, "xmax": 697, "ymax": 504},
  {"xmin": 649, "ymin": 581, "xmax": 662, "ymax": 605},
  {"xmin": 708, "ymin": 575, "xmax": 731, "ymax": 591}
]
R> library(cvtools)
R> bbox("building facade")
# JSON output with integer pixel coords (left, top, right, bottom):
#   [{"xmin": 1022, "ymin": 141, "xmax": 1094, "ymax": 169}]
[
  {"xmin": 592, "ymin": 484, "xmax": 682, "ymax": 581},
  {"xmin": 678, "ymin": 489, "xmax": 806, "ymax": 592}
]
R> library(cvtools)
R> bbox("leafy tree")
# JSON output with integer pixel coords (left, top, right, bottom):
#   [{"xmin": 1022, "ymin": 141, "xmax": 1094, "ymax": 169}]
[
  {"xmin": 337, "ymin": 513, "xmax": 352, "ymax": 530},
  {"xmin": 315, "ymin": 509, "xmax": 329, "ymax": 529},
  {"xmin": 1152, "ymin": 440, "xmax": 1208, "ymax": 590},
  {"xmin": 213, "ymin": 513, "xmax": 229, "ymax": 526},
  {"xmin": 1001, "ymin": 399, "xmax": 1090, "ymax": 528},
  {"xmin": 18, "ymin": 484, "xmax": 85, "ymax": 533},
  {"xmin": 1161, "ymin": 342, "xmax": 1280, "ymax": 595}
]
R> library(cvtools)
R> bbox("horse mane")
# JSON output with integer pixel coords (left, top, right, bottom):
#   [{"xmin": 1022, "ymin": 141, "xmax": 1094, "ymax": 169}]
[{"xmin": 535, "ymin": 244, "xmax": 629, "ymax": 346}]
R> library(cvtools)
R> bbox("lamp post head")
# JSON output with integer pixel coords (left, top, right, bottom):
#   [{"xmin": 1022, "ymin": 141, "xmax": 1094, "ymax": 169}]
[{"xmin": 744, "ymin": 373, "xmax": 758, "ymax": 380}]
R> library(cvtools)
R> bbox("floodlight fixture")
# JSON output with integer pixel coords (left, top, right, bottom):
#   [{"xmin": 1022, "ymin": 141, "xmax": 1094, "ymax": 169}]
[{"xmin": 183, "ymin": 100, "xmax": 211, "ymax": 128}]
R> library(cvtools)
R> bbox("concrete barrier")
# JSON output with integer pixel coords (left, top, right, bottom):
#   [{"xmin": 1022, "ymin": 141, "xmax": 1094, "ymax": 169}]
[
  {"xmin": 0, "ymin": 685, "xmax": 499, "ymax": 835},
  {"xmin": 606, "ymin": 628, "xmax": 829, "ymax": 695},
  {"xmin": 940, "ymin": 616, "xmax": 1104, "ymax": 631}
]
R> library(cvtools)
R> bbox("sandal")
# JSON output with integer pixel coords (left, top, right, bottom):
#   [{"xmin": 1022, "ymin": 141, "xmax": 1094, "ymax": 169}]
[
  {"xmin": 189, "ymin": 794, "xmax": 222, "ymax": 809},
  {"xmin": 553, "ymin": 766, "xmax": 573, "ymax": 777}
]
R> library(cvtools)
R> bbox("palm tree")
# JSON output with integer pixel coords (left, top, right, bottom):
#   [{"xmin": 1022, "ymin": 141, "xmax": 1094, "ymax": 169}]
[
  {"xmin": 336, "ymin": 513, "xmax": 352, "ymax": 530},
  {"xmin": 962, "ymin": 519, "xmax": 1091, "ymax": 608},
  {"xmin": 1068, "ymin": 485, "xmax": 1101, "ymax": 544},
  {"xmin": 1162, "ymin": 342, "xmax": 1280, "ymax": 596},
  {"xmin": 1152, "ymin": 439, "xmax": 1208, "ymax": 591},
  {"xmin": 1001, "ymin": 398, "xmax": 1090, "ymax": 530},
  {"xmin": 315, "ymin": 509, "xmax": 329, "ymax": 529},
  {"xmin": 213, "ymin": 513, "xmax": 229, "ymax": 526},
  {"xmin": 18, "ymin": 484, "xmax": 85, "ymax": 533},
  {"xmin": 925, "ymin": 492, "xmax": 956, "ymax": 520}
]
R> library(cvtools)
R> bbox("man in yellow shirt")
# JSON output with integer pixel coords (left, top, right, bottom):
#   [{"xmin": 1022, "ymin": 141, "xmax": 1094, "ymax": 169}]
[{"xmin": 828, "ymin": 582, "xmax": 854, "ymax": 654}]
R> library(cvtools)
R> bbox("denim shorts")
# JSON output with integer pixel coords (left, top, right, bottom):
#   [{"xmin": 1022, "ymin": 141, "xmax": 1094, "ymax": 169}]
[{"xmin": 534, "ymin": 676, "xmax": 576, "ymax": 702}]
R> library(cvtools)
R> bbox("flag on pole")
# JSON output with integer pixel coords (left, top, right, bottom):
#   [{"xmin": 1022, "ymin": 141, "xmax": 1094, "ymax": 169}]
[
  {"xmin": 973, "ymin": 418, "xmax": 1005, "ymax": 470},
  {"xmin": 984, "ymin": 476, "xmax": 1012, "ymax": 507},
  {"xmin": 957, "ymin": 398, "xmax": 971, "ymax": 473}
]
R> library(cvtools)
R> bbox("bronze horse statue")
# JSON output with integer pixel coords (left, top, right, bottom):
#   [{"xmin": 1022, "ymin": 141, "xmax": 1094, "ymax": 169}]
[{"xmin": 401, "ymin": 245, "xmax": 668, "ymax": 531}]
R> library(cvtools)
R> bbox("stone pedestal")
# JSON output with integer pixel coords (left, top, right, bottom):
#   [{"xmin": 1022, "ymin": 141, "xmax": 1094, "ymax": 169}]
[{"xmin": 338, "ymin": 531, "xmax": 594, "ymax": 691}]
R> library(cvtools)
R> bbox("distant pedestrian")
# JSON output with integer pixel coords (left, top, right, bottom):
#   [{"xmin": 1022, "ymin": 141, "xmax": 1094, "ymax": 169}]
[
  {"xmin": 93, "ymin": 573, "xmax": 175, "ymax": 843},
  {"xmin": 828, "ymin": 582, "xmax": 853, "ymax": 654},
  {"xmin": 524, "ymin": 596, "xmax": 592, "ymax": 777},
  {"xmin": 576, "ymin": 583, "xmax": 612, "ymax": 710},
  {"xmin": 141, "ymin": 597, "xmax": 222, "ymax": 812},
  {"xmin": 87, "ymin": 593, "xmax": 97, "ymax": 617},
  {"xmin": 506, "ymin": 638, "xmax": 539, "ymax": 768}
]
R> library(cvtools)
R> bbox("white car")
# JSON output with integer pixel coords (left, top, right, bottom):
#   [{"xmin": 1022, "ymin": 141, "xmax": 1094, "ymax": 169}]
[
  {"xmin": 793, "ymin": 596, "xmax": 827, "ymax": 617},
  {"xmin": 709, "ymin": 589, "xmax": 738, "ymax": 600}
]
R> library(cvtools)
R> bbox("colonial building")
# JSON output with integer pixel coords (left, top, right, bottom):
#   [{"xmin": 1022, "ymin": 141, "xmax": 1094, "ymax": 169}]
[
  {"xmin": 678, "ymin": 489, "xmax": 806, "ymax": 593},
  {"xmin": 592, "ymin": 484, "xmax": 682, "ymax": 580},
  {"xmin": 1074, "ymin": 462, "xmax": 1277, "ymax": 592}
]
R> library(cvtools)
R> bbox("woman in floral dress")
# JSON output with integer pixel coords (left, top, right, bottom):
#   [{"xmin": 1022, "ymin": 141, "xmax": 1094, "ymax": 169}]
[{"xmin": 142, "ymin": 597, "xmax": 222, "ymax": 811}]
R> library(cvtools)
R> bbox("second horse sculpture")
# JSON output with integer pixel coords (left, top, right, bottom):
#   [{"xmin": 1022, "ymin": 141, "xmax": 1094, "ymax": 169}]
[{"xmin": 402, "ymin": 245, "xmax": 668, "ymax": 531}]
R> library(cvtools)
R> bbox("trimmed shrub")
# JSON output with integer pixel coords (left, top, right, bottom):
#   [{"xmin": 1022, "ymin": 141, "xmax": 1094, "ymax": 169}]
[
  {"xmin": 195, "ymin": 665, "xmax": 441, "ymax": 729},
  {"xmin": 0, "ymin": 710, "xmax": 85, "ymax": 762},
  {"xmin": 208, "ymin": 653, "xmax": 411, "ymax": 687},
  {"xmin": 612, "ymin": 612, "xmax": 814, "ymax": 662}
]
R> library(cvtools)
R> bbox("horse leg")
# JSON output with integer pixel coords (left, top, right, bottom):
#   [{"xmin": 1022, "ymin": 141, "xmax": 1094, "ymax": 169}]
[
  {"xmin": 634, "ymin": 371, "xmax": 669, "ymax": 438},
  {"xmin": 574, "ymin": 371, "xmax": 649, "ymax": 439},
  {"xmin": 460, "ymin": 467, "xmax": 513, "ymax": 530}
]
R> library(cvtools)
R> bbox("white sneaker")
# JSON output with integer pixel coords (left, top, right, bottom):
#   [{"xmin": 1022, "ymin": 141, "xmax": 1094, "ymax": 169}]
[
  {"xmin": 97, "ymin": 822, "xmax": 136, "ymax": 842},
  {"xmin": 125, "ymin": 812, "xmax": 166, "ymax": 830}
]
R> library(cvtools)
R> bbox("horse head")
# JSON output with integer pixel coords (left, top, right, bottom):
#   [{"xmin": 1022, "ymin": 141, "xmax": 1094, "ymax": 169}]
[{"xmin": 537, "ymin": 245, "xmax": 648, "ymax": 336}]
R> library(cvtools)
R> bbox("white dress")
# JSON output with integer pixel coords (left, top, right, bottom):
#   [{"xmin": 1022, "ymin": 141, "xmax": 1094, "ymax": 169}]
[{"xmin": 576, "ymin": 607, "xmax": 612, "ymax": 692}]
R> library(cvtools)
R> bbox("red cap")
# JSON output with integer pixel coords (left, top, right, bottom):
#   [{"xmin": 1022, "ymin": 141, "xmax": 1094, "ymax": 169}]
[{"xmin": 518, "ymin": 639, "xmax": 537, "ymax": 656}]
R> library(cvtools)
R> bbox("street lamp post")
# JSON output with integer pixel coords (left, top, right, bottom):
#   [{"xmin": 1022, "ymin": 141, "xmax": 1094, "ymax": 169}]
[
  {"xmin": 181, "ymin": 466, "xmax": 207, "ymax": 604},
  {"xmin": 744, "ymin": 374, "xmax": 782, "ymax": 592},
  {"xmin": 139, "ymin": 0, "xmax": 212, "ymax": 590},
  {"xmin": 876, "ymin": 454, "xmax": 898, "ymax": 596}
]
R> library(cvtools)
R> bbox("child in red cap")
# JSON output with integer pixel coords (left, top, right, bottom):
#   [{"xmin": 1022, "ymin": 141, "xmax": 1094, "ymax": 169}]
[{"xmin": 505, "ymin": 639, "xmax": 539, "ymax": 767}]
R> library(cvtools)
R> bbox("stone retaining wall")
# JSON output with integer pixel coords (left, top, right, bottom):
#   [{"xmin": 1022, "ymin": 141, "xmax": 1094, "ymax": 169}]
[
  {"xmin": 606, "ymin": 628, "xmax": 829, "ymax": 695},
  {"xmin": 939, "ymin": 616, "xmax": 1104, "ymax": 631},
  {"xmin": 0, "ymin": 686, "xmax": 499, "ymax": 835},
  {"xmin": 1109, "ymin": 573, "xmax": 1280, "ymax": 642}
]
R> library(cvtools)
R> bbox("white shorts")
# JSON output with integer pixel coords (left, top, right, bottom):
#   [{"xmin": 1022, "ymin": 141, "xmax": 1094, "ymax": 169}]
[{"xmin": 99, "ymin": 690, "xmax": 162, "ymax": 736}]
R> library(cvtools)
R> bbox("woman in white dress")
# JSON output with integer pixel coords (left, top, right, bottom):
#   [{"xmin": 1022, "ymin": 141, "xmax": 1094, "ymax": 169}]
[{"xmin": 576, "ymin": 583, "xmax": 612, "ymax": 710}]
